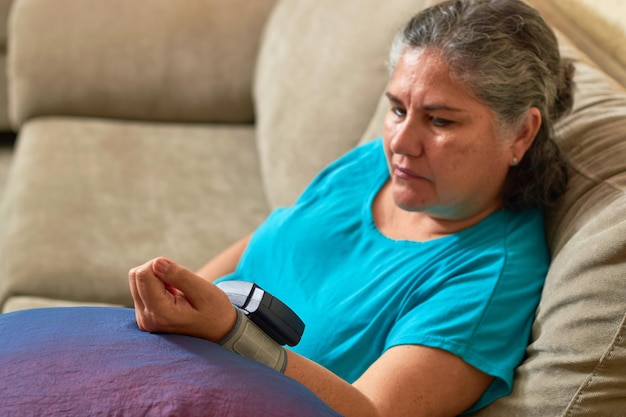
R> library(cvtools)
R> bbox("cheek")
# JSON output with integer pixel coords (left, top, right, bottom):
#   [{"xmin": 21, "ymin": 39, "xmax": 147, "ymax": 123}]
[
  {"xmin": 429, "ymin": 136, "xmax": 465, "ymax": 167},
  {"xmin": 434, "ymin": 136, "xmax": 504, "ymax": 178}
]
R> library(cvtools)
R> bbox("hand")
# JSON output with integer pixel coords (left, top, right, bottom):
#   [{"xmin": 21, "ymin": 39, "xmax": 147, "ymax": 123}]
[{"xmin": 128, "ymin": 257, "xmax": 237, "ymax": 342}]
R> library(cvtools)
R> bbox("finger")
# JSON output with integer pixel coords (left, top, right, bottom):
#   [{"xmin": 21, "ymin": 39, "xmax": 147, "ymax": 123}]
[
  {"xmin": 152, "ymin": 257, "xmax": 238, "ymax": 341},
  {"xmin": 128, "ymin": 266, "xmax": 146, "ymax": 312},
  {"xmin": 129, "ymin": 265, "xmax": 154, "ymax": 331},
  {"xmin": 152, "ymin": 257, "xmax": 210, "ymax": 308},
  {"xmin": 133, "ymin": 258, "xmax": 173, "ymax": 311},
  {"xmin": 164, "ymin": 283, "xmax": 182, "ymax": 297}
]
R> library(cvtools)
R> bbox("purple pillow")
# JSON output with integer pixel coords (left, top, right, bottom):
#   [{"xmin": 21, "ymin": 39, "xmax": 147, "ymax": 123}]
[{"xmin": 0, "ymin": 307, "xmax": 342, "ymax": 417}]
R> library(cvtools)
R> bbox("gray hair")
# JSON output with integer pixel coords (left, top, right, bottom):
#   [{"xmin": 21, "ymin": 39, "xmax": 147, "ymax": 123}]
[{"xmin": 389, "ymin": 0, "xmax": 575, "ymax": 210}]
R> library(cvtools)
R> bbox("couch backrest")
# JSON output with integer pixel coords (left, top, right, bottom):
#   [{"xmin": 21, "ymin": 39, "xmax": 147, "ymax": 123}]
[
  {"xmin": 8, "ymin": 0, "xmax": 276, "ymax": 127},
  {"xmin": 254, "ymin": 0, "xmax": 437, "ymax": 208}
]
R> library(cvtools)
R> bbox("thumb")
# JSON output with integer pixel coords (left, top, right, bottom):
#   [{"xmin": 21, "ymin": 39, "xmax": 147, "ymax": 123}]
[{"xmin": 151, "ymin": 257, "xmax": 209, "ymax": 306}]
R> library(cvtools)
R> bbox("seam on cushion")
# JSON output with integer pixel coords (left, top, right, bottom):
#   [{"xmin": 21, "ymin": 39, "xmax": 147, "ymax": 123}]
[
  {"xmin": 570, "ymin": 153, "xmax": 626, "ymax": 194},
  {"xmin": 606, "ymin": 175, "xmax": 626, "ymax": 194},
  {"xmin": 568, "ymin": 159, "xmax": 626, "ymax": 195},
  {"xmin": 560, "ymin": 313, "xmax": 626, "ymax": 417}
]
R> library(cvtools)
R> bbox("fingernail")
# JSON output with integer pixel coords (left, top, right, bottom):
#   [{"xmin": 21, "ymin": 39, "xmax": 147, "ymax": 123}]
[{"xmin": 154, "ymin": 258, "xmax": 170, "ymax": 275}]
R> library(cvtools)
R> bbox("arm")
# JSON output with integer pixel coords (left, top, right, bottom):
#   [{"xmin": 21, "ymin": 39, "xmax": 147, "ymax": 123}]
[
  {"xmin": 129, "ymin": 258, "xmax": 492, "ymax": 417},
  {"xmin": 285, "ymin": 344, "xmax": 491, "ymax": 417},
  {"xmin": 291, "ymin": 346, "xmax": 492, "ymax": 417},
  {"xmin": 195, "ymin": 234, "xmax": 251, "ymax": 282}
]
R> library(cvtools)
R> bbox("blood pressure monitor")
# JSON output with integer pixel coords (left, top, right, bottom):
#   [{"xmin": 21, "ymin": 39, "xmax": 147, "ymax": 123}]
[{"xmin": 216, "ymin": 280, "xmax": 305, "ymax": 347}]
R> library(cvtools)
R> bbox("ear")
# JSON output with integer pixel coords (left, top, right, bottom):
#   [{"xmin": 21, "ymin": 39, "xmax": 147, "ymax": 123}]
[{"xmin": 510, "ymin": 107, "xmax": 542, "ymax": 165}]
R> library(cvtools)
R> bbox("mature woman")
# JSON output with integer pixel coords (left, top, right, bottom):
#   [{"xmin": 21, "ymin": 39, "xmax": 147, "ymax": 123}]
[{"xmin": 129, "ymin": 0, "xmax": 574, "ymax": 415}]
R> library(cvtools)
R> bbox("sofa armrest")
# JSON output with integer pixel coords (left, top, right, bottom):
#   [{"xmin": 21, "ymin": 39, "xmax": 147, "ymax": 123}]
[{"xmin": 8, "ymin": 0, "xmax": 277, "ymax": 128}]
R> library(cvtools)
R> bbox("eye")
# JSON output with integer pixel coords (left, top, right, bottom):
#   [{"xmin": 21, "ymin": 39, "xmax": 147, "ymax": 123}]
[
  {"xmin": 390, "ymin": 107, "xmax": 406, "ymax": 119},
  {"xmin": 430, "ymin": 116, "xmax": 453, "ymax": 127}
]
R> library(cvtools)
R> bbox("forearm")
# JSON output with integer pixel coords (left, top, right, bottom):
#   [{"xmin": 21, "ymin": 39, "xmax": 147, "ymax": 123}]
[
  {"xmin": 284, "ymin": 351, "xmax": 381, "ymax": 417},
  {"xmin": 195, "ymin": 234, "xmax": 251, "ymax": 282}
]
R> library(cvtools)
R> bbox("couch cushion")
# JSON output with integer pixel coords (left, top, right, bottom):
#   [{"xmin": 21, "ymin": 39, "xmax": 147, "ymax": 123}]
[
  {"xmin": 1, "ymin": 295, "xmax": 123, "ymax": 313},
  {"xmin": 0, "ymin": 118, "xmax": 268, "ymax": 309},
  {"xmin": 8, "ymin": 0, "xmax": 276, "ymax": 127},
  {"xmin": 470, "ymin": 34, "xmax": 626, "ymax": 417},
  {"xmin": 254, "ymin": 0, "xmax": 436, "ymax": 208}
]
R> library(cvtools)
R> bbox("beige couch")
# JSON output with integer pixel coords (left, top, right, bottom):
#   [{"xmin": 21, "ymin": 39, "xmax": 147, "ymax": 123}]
[
  {"xmin": 0, "ymin": 0, "xmax": 13, "ymax": 131},
  {"xmin": 0, "ymin": 0, "xmax": 625, "ymax": 415}
]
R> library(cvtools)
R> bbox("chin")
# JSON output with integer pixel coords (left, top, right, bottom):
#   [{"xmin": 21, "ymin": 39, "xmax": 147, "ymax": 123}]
[
  {"xmin": 391, "ymin": 189, "xmax": 427, "ymax": 212},
  {"xmin": 393, "ymin": 198, "xmax": 428, "ymax": 213}
]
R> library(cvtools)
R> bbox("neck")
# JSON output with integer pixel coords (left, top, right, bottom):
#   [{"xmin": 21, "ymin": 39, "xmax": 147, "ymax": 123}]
[{"xmin": 372, "ymin": 182, "xmax": 500, "ymax": 242}]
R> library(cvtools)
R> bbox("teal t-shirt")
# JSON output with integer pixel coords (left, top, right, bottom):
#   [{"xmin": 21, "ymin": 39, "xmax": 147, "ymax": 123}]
[{"xmin": 219, "ymin": 138, "xmax": 549, "ymax": 413}]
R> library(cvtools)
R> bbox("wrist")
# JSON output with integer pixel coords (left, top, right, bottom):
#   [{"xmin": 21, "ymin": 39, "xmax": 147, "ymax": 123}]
[
  {"xmin": 199, "ymin": 304, "xmax": 238, "ymax": 343},
  {"xmin": 218, "ymin": 308, "xmax": 288, "ymax": 373}
]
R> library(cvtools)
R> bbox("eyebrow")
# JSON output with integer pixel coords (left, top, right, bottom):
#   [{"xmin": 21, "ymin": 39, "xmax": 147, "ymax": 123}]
[{"xmin": 385, "ymin": 92, "xmax": 465, "ymax": 113}]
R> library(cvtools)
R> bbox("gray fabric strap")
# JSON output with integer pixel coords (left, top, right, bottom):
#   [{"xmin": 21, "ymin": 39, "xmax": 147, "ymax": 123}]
[{"xmin": 219, "ymin": 308, "xmax": 287, "ymax": 373}]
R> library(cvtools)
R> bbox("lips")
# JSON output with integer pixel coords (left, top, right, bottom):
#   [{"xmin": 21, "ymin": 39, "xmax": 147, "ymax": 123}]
[{"xmin": 393, "ymin": 164, "xmax": 427, "ymax": 181}]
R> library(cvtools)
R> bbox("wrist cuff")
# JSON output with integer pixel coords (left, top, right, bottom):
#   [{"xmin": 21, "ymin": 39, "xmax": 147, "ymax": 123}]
[{"xmin": 219, "ymin": 308, "xmax": 287, "ymax": 373}]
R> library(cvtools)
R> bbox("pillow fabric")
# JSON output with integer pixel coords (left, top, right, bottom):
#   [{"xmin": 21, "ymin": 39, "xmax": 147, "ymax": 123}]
[{"xmin": 0, "ymin": 307, "xmax": 341, "ymax": 417}]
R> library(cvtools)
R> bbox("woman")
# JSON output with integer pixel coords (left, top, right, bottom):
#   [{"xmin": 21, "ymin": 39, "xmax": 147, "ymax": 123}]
[{"xmin": 129, "ymin": 0, "xmax": 574, "ymax": 415}]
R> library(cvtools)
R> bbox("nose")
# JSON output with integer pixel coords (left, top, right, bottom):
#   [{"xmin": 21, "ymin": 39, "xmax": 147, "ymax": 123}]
[{"xmin": 386, "ymin": 116, "xmax": 424, "ymax": 157}]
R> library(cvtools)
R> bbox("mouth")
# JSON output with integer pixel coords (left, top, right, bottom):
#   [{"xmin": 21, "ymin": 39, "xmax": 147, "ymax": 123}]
[{"xmin": 393, "ymin": 164, "xmax": 427, "ymax": 181}]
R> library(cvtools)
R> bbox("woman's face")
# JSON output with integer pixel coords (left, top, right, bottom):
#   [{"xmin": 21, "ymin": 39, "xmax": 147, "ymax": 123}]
[{"xmin": 383, "ymin": 48, "xmax": 516, "ymax": 221}]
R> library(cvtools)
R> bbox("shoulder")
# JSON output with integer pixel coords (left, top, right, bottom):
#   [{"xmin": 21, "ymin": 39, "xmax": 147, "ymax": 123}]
[
  {"xmin": 498, "ymin": 208, "xmax": 545, "ymax": 233},
  {"xmin": 500, "ymin": 209, "xmax": 549, "ymax": 264},
  {"xmin": 446, "ymin": 209, "xmax": 547, "ymax": 271},
  {"xmin": 461, "ymin": 209, "xmax": 546, "ymax": 253}
]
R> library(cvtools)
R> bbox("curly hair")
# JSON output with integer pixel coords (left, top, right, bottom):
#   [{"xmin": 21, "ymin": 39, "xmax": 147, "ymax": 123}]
[{"xmin": 388, "ymin": 0, "xmax": 575, "ymax": 210}]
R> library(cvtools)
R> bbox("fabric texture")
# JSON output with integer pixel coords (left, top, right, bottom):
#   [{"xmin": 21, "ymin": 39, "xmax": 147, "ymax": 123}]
[
  {"xmin": 8, "ymin": 0, "xmax": 276, "ymax": 127},
  {"xmin": 219, "ymin": 139, "xmax": 550, "ymax": 413},
  {"xmin": 0, "ymin": 307, "xmax": 342, "ymax": 417}
]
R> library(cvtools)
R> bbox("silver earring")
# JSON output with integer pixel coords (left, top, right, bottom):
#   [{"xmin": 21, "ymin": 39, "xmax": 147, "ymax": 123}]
[{"xmin": 512, "ymin": 157, "xmax": 519, "ymax": 167}]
